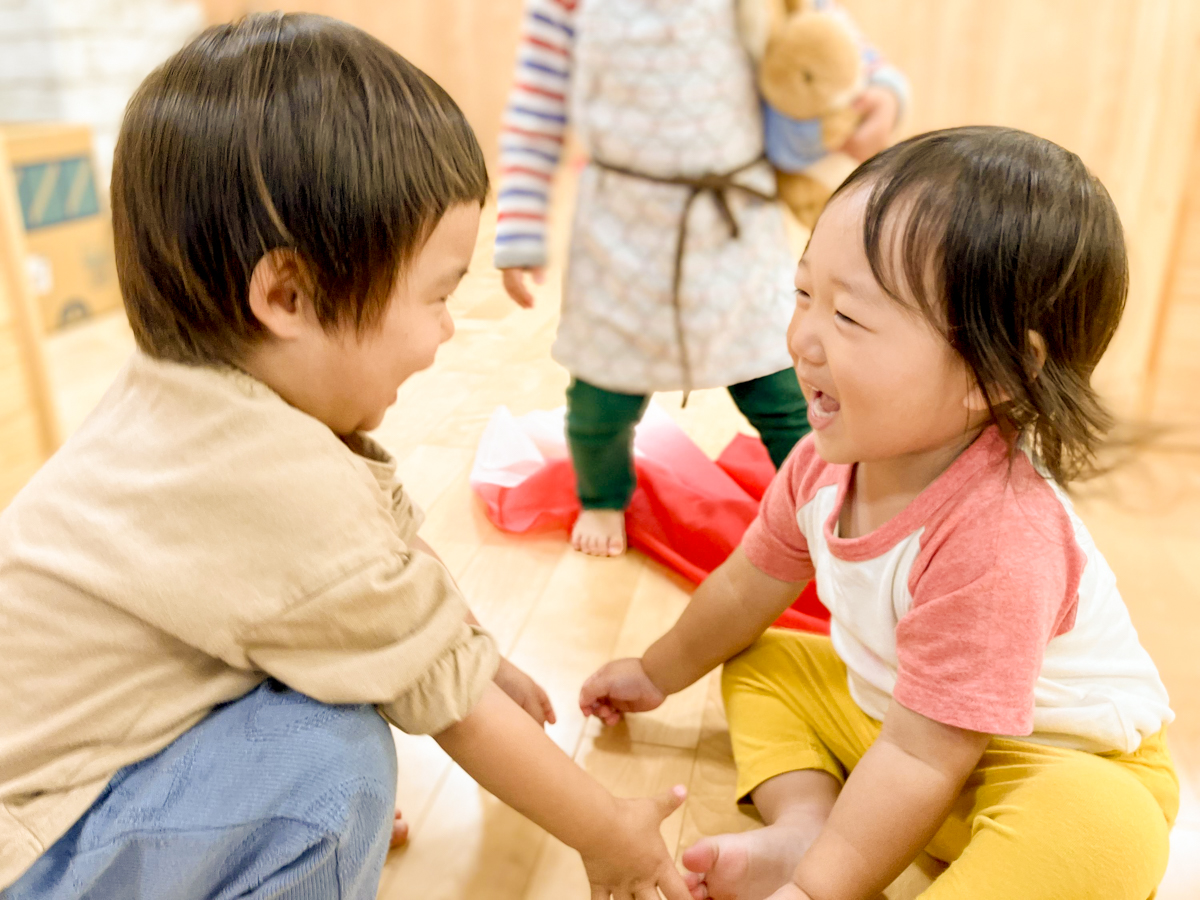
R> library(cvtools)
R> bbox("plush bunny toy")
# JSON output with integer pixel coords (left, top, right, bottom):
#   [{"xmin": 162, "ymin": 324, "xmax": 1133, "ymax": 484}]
[{"xmin": 739, "ymin": 0, "xmax": 867, "ymax": 229}]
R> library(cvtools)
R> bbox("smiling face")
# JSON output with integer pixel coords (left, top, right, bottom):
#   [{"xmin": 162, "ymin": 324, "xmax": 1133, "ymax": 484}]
[
  {"xmin": 242, "ymin": 202, "xmax": 481, "ymax": 436},
  {"xmin": 315, "ymin": 202, "xmax": 481, "ymax": 434},
  {"xmin": 787, "ymin": 187, "xmax": 987, "ymax": 468}
]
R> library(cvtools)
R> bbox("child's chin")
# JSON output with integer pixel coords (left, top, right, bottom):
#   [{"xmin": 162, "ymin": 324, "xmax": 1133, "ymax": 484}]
[
  {"xmin": 811, "ymin": 432, "xmax": 852, "ymax": 465},
  {"xmin": 361, "ymin": 409, "xmax": 387, "ymax": 432}
]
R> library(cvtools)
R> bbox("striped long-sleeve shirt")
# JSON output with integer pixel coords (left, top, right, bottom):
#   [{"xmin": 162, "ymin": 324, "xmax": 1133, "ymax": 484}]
[
  {"xmin": 492, "ymin": 0, "xmax": 908, "ymax": 271},
  {"xmin": 493, "ymin": 0, "xmax": 576, "ymax": 270}
]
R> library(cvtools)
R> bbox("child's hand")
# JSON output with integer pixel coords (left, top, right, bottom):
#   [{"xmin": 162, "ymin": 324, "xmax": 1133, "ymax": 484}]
[
  {"xmin": 494, "ymin": 657, "xmax": 556, "ymax": 726},
  {"xmin": 500, "ymin": 266, "xmax": 545, "ymax": 309},
  {"xmin": 582, "ymin": 786, "xmax": 692, "ymax": 900},
  {"xmin": 435, "ymin": 686, "xmax": 690, "ymax": 899},
  {"xmin": 579, "ymin": 658, "xmax": 666, "ymax": 726},
  {"xmin": 840, "ymin": 86, "xmax": 899, "ymax": 162}
]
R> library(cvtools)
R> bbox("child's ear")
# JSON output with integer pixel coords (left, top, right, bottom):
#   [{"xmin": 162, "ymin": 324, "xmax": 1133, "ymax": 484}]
[
  {"xmin": 962, "ymin": 379, "xmax": 992, "ymax": 413},
  {"xmin": 1027, "ymin": 330, "xmax": 1048, "ymax": 376},
  {"xmin": 247, "ymin": 250, "xmax": 314, "ymax": 340},
  {"xmin": 963, "ymin": 331, "xmax": 1048, "ymax": 412}
]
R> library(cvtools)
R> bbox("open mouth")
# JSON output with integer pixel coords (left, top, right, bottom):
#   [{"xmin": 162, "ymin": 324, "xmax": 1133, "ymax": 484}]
[{"xmin": 808, "ymin": 388, "xmax": 841, "ymax": 428}]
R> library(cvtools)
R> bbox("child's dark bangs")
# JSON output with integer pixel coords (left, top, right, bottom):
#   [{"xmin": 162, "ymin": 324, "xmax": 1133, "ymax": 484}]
[{"xmin": 860, "ymin": 171, "xmax": 955, "ymax": 331}]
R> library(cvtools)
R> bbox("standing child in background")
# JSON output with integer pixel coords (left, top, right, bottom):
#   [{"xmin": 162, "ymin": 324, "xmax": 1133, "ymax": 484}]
[
  {"xmin": 0, "ymin": 16, "xmax": 693, "ymax": 900},
  {"xmin": 495, "ymin": 0, "xmax": 908, "ymax": 557},
  {"xmin": 580, "ymin": 127, "xmax": 1178, "ymax": 900}
]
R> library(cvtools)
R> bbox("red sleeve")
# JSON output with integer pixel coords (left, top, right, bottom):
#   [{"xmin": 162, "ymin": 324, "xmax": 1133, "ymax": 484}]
[
  {"xmin": 741, "ymin": 439, "xmax": 822, "ymax": 584},
  {"xmin": 892, "ymin": 471, "xmax": 1083, "ymax": 735}
]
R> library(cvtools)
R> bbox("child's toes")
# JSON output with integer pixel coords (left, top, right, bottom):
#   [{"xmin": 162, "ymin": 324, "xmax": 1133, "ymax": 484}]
[
  {"xmin": 389, "ymin": 811, "xmax": 409, "ymax": 848},
  {"xmin": 681, "ymin": 837, "xmax": 719, "ymax": 875}
]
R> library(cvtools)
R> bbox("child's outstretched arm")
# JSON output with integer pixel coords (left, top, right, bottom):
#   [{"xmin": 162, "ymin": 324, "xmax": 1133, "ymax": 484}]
[
  {"xmin": 435, "ymin": 681, "xmax": 692, "ymax": 900},
  {"xmin": 580, "ymin": 548, "xmax": 805, "ymax": 724},
  {"xmin": 768, "ymin": 703, "xmax": 990, "ymax": 900}
]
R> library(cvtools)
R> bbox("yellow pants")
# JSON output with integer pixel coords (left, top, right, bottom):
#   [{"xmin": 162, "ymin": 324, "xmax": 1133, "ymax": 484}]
[{"xmin": 723, "ymin": 630, "xmax": 1179, "ymax": 900}]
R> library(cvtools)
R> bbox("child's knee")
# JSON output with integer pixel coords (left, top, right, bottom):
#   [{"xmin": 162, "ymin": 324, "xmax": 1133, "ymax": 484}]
[
  {"xmin": 974, "ymin": 754, "xmax": 1171, "ymax": 895},
  {"xmin": 291, "ymin": 693, "xmax": 396, "ymax": 790},
  {"xmin": 1056, "ymin": 756, "xmax": 1170, "ymax": 877},
  {"xmin": 247, "ymin": 683, "xmax": 398, "ymax": 817}
]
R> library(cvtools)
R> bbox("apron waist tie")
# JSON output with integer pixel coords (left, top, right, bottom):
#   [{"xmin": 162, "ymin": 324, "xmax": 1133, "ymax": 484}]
[{"xmin": 590, "ymin": 155, "xmax": 776, "ymax": 405}]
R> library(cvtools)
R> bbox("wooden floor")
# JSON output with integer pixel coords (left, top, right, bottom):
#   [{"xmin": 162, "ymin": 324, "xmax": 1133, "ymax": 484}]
[{"xmin": 40, "ymin": 183, "xmax": 1200, "ymax": 898}]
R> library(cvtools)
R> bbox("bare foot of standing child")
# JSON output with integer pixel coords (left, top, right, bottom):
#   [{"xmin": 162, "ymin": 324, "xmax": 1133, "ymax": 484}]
[
  {"xmin": 681, "ymin": 813, "xmax": 823, "ymax": 900},
  {"xmin": 571, "ymin": 509, "xmax": 626, "ymax": 556}
]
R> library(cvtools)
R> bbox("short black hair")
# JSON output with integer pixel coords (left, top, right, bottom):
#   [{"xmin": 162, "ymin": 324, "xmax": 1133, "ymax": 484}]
[
  {"xmin": 830, "ymin": 125, "xmax": 1128, "ymax": 486},
  {"xmin": 112, "ymin": 12, "xmax": 489, "ymax": 365}
]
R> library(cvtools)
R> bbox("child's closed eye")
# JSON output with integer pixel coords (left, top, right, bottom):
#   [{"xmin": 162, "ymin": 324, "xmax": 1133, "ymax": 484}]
[{"xmin": 834, "ymin": 310, "xmax": 860, "ymax": 326}]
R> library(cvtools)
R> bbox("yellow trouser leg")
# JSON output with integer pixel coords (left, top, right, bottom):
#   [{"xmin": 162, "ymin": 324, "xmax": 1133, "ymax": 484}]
[
  {"xmin": 722, "ymin": 628, "xmax": 881, "ymax": 800},
  {"xmin": 722, "ymin": 629, "xmax": 1179, "ymax": 900},
  {"xmin": 922, "ymin": 732, "xmax": 1177, "ymax": 900}
]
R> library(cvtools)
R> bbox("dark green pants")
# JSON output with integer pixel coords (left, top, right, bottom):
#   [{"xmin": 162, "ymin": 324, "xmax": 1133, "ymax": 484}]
[{"xmin": 566, "ymin": 369, "xmax": 810, "ymax": 510}]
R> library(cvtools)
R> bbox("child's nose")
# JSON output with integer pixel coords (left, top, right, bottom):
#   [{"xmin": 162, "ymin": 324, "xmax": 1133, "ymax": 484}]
[
  {"xmin": 787, "ymin": 305, "xmax": 825, "ymax": 368},
  {"xmin": 440, "ymin": 309, "xmax": 455, "ymax": 343}
]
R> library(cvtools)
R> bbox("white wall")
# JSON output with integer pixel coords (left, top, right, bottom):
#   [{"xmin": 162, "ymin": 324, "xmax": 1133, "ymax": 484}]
[{"xmin": 0, "ymin": 0, "xmax": 204, "ymax": 187}]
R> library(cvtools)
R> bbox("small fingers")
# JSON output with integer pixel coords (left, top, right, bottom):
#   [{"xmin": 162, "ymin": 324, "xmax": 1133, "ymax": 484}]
[
  {"xmin": 501, "ymin": 271, "xmax": 536, "ymax": 308},
  {"xmin": 511, "ymin": 284, "xmax": 534, "ymax": 309},
  {"xmin": 654, "ymin": 784, "xmax": 687, "ymax": 821},
  {"xmin": 539, "ymin": 688, "xmax": 558, "ymax": 725},
  {"xmin": 525, "ymin": 696, "xmax": 548, "ymax": 727}
]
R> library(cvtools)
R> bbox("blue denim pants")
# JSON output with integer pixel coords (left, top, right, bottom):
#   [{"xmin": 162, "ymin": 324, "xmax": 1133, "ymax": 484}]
[{"xmin": 2, "ymin": 681, "xmax": 397, "ymax": 900}]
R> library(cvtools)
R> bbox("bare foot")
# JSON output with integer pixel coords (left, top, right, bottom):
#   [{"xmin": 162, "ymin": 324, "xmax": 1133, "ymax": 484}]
[
  {"xmin": 571, "ymin": 509, "xmax": 626, "ymax": 557},
  {"xmin": 389, "ymin": 810, "xmax": 409, "ymax": 849},
  {"xmin": 681, "ymin": 817, "xmax": 820, "ymax": 900}
]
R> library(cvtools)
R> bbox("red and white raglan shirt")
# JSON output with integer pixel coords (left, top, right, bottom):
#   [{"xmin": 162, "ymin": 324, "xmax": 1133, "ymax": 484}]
[{"xmin": 742, "ymin": 428, "xmax": 1173, "ymax": 753}]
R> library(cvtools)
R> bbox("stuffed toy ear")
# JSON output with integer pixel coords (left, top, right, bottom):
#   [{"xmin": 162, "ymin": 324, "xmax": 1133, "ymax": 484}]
[{"xmin": 737, "ymin": 0, "xmax": 789, "ymax": 61}]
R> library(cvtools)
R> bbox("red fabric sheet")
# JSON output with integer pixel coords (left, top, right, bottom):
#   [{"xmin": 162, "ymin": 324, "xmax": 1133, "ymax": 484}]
[{"xmin": 473, "ymin": 430, "xmax": 829, "ymax": 634}]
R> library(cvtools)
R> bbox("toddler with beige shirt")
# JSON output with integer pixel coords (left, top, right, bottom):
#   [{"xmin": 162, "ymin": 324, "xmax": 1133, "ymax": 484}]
[{"xmin": 0, "ymin": 14, "xmax": 692, "ymax": 900}]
